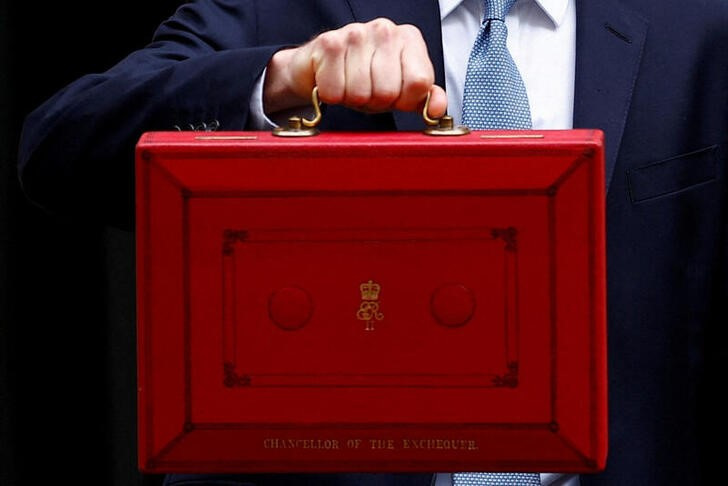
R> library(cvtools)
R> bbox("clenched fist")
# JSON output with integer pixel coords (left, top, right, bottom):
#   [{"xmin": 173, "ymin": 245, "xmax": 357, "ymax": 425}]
[{"xmin": 263, "ymin": 18, "xmax": 447, "ymax": 119}]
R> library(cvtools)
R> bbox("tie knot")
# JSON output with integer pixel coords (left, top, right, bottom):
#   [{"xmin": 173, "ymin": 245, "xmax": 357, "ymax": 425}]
[{"xmin": 483, "ymin": 0, "xmax": 517, "ymax": 22}]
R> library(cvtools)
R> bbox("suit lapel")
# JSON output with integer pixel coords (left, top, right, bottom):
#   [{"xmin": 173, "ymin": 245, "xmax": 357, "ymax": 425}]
[
  {"xmin": 573, "ymin": 0, "xmax": 648, "ymax": 191},
  {"xmin": 346, "ymin": 0, "xmax": 445, "ymax": 130}
]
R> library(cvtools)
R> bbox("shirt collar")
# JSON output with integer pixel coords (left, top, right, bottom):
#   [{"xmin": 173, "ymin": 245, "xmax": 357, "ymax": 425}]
[
  {"xmin": 439, "ymin": 0, "xmax": 570, "ymax": 27},
  {"xmin": 438, "ymin": 0, "xmax": 466, "ymax": 20},
  {"xmin": 534, "ymin": 0, "xmax": 570, "ymax": 27}
]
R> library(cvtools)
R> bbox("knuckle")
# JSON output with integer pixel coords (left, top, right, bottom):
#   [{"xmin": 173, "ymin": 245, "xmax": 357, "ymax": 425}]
[
  {"xmin": 345, "ymin": 23, "xmax": 367, "ymax": 44},
  {"xmin": 316, "ymin": 31, "xmax": 345, "ymax": 54},
  {"xmin": 369, "ymin": 17, "xmax": 395, "ymax": 36},
  {"xmin": 317, "ymin": 86, "xmax": 344, "ymax": 104},
  {"xmin": 369, "ymin": 17, "xmax": 395, "ymax": 28},
  {"xmin": 398, "ymin": 23, "xmax": 424, "ymax": 41},
  {"xmin": 345, "ymin": 89, "xmax": 371, "ymax": 107},
  {"xmin": 373, "ymin": 87, "xmax": 399, "ymax": 104}
]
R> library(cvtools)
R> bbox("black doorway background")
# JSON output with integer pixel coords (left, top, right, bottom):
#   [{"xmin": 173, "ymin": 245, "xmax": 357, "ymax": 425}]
[{"xmin": 1, "ymin": 2, "xmax": 185, "ymax": 485}]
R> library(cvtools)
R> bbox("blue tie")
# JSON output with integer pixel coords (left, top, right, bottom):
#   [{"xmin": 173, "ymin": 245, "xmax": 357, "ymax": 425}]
[
  {"xmin": 455, "ymin": 2, "xmax": 538, "ymax": 479},
  {"xmin": 452, "ymin": 472, "xmax": 541, "ymax": 486},
  {"xmin": 461, "ymin": 0, "xmax": 532, "ymax": 129}
]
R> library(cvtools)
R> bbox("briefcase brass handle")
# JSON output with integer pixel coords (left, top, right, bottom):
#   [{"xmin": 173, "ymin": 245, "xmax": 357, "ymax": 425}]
[
  {"xmin": 422, "ymin": 92, "xmax": 470, "ymax": 136},
  {"xmin": 302, "ymin": 86, "xmax": 324, "ymax": 128},
  {"xmin": 272, "ymin": 87, "xmax": 324, "ymax": 137},
  {"xmin": 272, "ymin": 87, "xmax": 469, "ymax": 137}
]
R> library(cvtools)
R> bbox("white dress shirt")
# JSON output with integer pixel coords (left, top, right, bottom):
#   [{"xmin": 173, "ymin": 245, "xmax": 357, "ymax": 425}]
[
  {"xmin": 437, "ymin": 5, "xmax": 578, "ymax": 486},
  {"xmin": 439, "ymin": 0, "xmax": 575, "ymax": 129},
  {"xmin": 250, "ymin": 2, "xmax": 580, "ymax": 484}
]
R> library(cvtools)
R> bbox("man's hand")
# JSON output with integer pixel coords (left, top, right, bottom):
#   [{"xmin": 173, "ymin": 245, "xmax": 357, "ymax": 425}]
[{"xmin": 263, "ymin": 18, "xmax": 447, "ymax": 120}]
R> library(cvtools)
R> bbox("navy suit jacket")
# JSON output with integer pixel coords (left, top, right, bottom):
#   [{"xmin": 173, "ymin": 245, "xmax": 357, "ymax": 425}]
[{"xmin": 17, "ymin": 1, "xmax": 728, "ymax": 485}]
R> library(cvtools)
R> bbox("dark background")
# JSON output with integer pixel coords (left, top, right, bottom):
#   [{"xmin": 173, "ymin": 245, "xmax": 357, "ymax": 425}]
[
  {"xmin": 1, "ymin": 2, "xmax": 184, "ymax": 485},
  {"xmin": 0, "ymin": 4, "xmax": 725, "ymax": 486}
]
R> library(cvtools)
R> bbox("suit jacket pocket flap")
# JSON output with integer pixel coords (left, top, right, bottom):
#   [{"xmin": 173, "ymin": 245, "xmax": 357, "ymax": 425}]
[{"xmin": 627, "ymin": 145, "xmax": 718, "ymax": 203}]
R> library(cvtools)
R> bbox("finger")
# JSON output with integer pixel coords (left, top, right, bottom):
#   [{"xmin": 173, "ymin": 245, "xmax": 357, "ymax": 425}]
[
  {"xmin": 263, "ymin": 47, "xmax": 315, "ymax": 114},
  {"xmin": 423, "ymin": 84, "xmax": 448, "ymax": 119},
  {"xmin": 394, "ymin": 24, "xmax": 434, "ymax": 112},
  {"xmin": 343, "ymin": 23, "xmax": 375, "ymax": 107},
  {"xmin": 368, "ymin": 19, "xmax": 402, "ymax": 112},
  {"xmin": 310, "ymin": 30, "xmax": 347, "ymax": 105}
]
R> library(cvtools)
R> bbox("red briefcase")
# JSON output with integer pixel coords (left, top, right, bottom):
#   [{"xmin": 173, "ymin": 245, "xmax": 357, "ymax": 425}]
[{"xmin": 135, "ymin": 114, "xmax": 607, "ymax": 474}]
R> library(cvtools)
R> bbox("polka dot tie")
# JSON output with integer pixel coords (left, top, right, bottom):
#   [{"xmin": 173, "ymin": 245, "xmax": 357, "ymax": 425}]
[
  {"xmin": 452, "ymin": 472, "xmax": 541, "ymax": 485},
  {"xmin": 461, "ymin": 0, "xmax": 532, "ymax": 129},
  {"xmin": 455, "ymin": 2, "xmax": 536, "ymax": 483}
]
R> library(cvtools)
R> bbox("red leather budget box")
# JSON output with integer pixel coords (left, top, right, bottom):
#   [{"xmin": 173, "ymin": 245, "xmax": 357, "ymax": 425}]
[{"xmin": 135, "ymin": 129, "xmax": 607, "ymax": 474}]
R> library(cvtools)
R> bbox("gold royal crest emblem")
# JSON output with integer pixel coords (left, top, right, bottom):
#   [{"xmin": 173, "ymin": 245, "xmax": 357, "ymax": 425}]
[{"xmin": 356, "ymin": 280, "xmax": 384, "ymax": 331}]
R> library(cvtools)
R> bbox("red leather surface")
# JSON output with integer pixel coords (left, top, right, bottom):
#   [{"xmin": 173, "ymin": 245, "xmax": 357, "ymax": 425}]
[{"xmin": 135, "ymin": 129, "xmax": 607, "ymax": 473}]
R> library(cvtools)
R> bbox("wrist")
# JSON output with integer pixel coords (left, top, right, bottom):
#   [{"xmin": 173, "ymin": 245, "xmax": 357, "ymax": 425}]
[{"xmin": 263, "ymin": 48, "xmax": 310, "ymax": 115}]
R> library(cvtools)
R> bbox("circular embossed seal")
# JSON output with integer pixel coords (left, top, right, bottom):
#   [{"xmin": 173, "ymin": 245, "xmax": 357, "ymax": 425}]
[
  {"xmin": 268, "ymin": 286, "xmax": 314, "ymax": 331},
  {"xmin": 430, "ymin": 283, "xmax": 476, "ymax": 328}
]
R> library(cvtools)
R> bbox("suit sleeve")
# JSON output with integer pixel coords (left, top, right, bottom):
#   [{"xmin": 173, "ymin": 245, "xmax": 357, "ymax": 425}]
[{"xmin": 17, "ymin": 0, "xmax": 285, "ymax": 228}]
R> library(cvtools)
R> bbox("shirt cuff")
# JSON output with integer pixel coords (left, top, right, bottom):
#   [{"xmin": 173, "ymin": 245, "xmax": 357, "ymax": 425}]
[
  {"xmin": 248, "ymin": 67, "xmax": 277, "ymax": 130},
  {"xmin": 248, "ymin": 67, "xmax": 316, "ymax": 130}
]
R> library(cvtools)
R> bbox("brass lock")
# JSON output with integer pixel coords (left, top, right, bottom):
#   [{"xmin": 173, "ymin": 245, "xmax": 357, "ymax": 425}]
[{"xmin": 272, "ymin": 87, "xmax": 470, "ymax": 137}]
